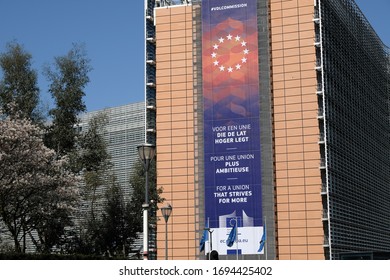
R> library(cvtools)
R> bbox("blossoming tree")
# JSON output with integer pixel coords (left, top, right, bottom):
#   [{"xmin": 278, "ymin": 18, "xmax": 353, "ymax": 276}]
[{"xmin": 0, "ymin": 114, "xmax": 79, "ymax": 252}]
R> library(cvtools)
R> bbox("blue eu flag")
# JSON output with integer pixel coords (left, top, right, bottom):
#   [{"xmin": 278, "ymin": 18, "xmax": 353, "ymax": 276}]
[
  {"xmin": 258, "ymin": 225, "xmax": 266, "ymax": 252},
  {"xmin": 199, "ymin": 221, "xmax": 209, "ymax": 252},
  {"xmin": 226, "ymin": 221, "xmax": 237, "ymax": 247}
]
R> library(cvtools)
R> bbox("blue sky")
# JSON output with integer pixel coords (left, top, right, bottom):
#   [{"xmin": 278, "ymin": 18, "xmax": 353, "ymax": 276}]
[
  {"xmin": 0, "ymin": 0, "xmax": 144, "ymax": 112},
  {"xmin": 0, "ymin": 0, "xmax": 389, "ymax": 113}
]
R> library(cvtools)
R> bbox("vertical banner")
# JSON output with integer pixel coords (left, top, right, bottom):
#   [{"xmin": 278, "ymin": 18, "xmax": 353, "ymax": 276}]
[{"xmin": 202, "ymin": 0, "xmax": 263, "ymax": 255}]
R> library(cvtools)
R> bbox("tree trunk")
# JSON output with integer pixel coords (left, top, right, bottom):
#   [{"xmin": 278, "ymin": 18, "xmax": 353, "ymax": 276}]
[{"xmin": 13, "ymin": 235, "xmax": 22, "ymax": 253}]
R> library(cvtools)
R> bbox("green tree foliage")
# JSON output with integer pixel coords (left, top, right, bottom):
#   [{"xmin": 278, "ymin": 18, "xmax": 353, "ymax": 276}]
[
  {"xmin": 78, "ymin": 112, "xmax": 110, "ymax": 223},
  {"xmin": 66, "ymin": 175, "xmax": 142, "ymax": 258},
  {"xmin": 44, "ymin": 44, "xmax": 91, "ymax": 155},
  {"xmin": 69, "ymin": 160, "xmax": 163, "ymax": 258},
  {"xmin": 129, "ymin": 160, "xmax": 163, "ymax": 219},
  {"xmin": 0, "ymin": 42, "xmax": 41, "ymax": 121},
  {"xmin": 77, "ymin": 112, "xmax": 110, "ymax": 172},
  {"xmin": 0, "ymin": 113, "xmax": 79, "ymax": 253},
  {"xmin": 65, "ymin": 112, "xmax": 112, "ymax": 255},
  {"xmin": 99, "ymin": 178, "xmax": 141, "ymax": 258}
]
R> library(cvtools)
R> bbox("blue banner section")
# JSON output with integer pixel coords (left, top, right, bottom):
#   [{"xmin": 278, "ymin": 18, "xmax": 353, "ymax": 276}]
[{"xmin": 202, "ymin": 0, "xmax": 263, "ymax": 254}]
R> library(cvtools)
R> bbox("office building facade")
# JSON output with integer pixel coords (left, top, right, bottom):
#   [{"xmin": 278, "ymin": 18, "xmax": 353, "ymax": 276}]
[
  {"xmin": 146, "ymin": 0, "xmax": 390, "ymax": 260},
  {"xmin": 79, "ymin": 102, "xmax": 146, "ymax": 255},
  {"xmin": 79, "ymin": 102, "xmax": 145, "ymax": 200}
]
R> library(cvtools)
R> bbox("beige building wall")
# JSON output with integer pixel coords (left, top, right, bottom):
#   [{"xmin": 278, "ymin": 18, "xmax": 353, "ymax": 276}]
[
  {"xmin": 270, "ymin": 0, "xmax": 325, "ymax": 260},
  {"xmin": 155, "ymin": 5, "xmax": 197, "ymax": 260}
]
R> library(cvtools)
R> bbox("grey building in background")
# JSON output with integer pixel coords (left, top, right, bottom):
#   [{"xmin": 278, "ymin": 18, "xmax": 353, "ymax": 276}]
[
  {"xmin": 78, "ymin": 102, "xmax": 146, "ymax": 256},
  {"xmin": 79, "ymin": 102, "xmax": 145, "ymax": 199}
]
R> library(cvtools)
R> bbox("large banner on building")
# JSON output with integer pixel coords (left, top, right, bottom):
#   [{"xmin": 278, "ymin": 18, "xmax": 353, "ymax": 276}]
[{"xmin": 202, "ymin": 0, "xmax": 264, "ymax": 255}]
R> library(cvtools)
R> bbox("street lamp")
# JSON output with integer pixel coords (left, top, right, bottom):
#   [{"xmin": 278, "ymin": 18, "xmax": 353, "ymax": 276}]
[
  {"xmin": 137, "ymin": 143, "xmax": 156, "ymax": 260},
  {"xmin": 161, "ymin": 203, "xmax": 172, "ymax": 260}
]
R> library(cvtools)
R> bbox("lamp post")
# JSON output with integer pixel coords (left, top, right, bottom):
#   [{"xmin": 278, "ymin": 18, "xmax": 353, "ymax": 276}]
[
  {"xmin": 161, "ymin": 203, "xmax": 172, "ymax": 260},
  {"xmin": 137, "ymin": 143, "xmax": 156, "ymax": 260}
]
